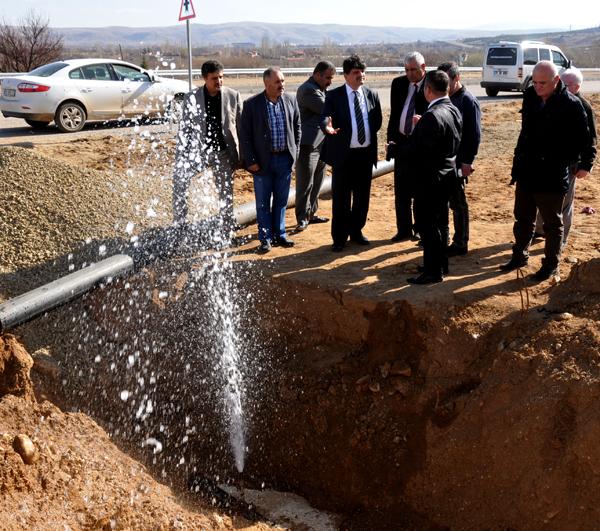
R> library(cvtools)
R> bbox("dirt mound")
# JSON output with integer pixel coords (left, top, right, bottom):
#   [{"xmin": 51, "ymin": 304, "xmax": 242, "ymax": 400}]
[
  {"xmin": 0, "ymin": 335, "xmax": 270, "ymax": 530},
  {"xmin": 0, "ymin": 146, "xmax": 172, "ymax": 273},
  {"xmin": 0, "ymin": 334, "xmax": 34, "ymax": 401}
]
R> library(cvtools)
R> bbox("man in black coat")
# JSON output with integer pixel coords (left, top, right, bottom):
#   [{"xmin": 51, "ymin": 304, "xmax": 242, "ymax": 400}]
[
  {"xmin": 437, "ymin": 62, "xmax": 481, "ymax": 257},
  {"xmin": 500, "ymin": 61, "xmax": 590, "ymax": 280},
  {"xmin": 533, "ymin": 67, "xmax": 597, "ymax": 246},
  {"xmin": 240, "ymin": 67, "xmax": 301, "ymax": 253},
  {"xmin": 400, "ymin": 70, "xmax": 462, "ymax": 284},
  {"xmin": 320, "ymin": 54, "xmax": 383, "ymax": 252},
  {"xmin": 386, "ymin": 51, "xmax": 429, "ymax": 242}
]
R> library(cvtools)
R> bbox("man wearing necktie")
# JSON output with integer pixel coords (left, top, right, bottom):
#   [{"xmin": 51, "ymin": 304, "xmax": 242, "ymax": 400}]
[
  {"xmin": 386, "ymin": 52, "xmax": 429, "ymax": 242},
  {"xmin": 320, "ymin": 55, "xmax": 382, "ymax": 252}
]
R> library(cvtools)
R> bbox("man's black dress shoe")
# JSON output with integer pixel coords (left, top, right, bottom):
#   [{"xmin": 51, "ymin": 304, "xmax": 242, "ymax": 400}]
[
  {"xmin": 446, "ymin": 244, "xmax": 468, "ymax": 257},
  {"xmin": 391, "ymin": 232, "xmax": 411, "ymax": 242},
  {"xmin": 258, "ymin": 240, "xmax": 272, "ymax": 253},
  {"xmin": 530, "ymin": 265, "xmax": 559, "ymax": 281},
  {"xmin": 407, "ymin": 273, "xmax": 443, "ymax": 285},
  {"xmin": 418, "ymin": 264, "xmax": 449, "ymax": 275},
  {"xmin": 273, "ymin": 236, "xmax": 295, "ymax": 248},
  {"xmin": 309, "ymin": 215, "xmax": 329, "ymax": 224},
  {"xmin": 332, "ymin": 243, "xmax": 345, "ymax": 252},
  {"xmin": 351, "ymin": 234, "xmax": 370, "ymax": 245},
  {"xmin": 295, "ymin": 219, "xmax": 309, "ymax": 231},
  {"xmin": 499, "ymin": 257, "xmax": 528, "ymax": 271}
]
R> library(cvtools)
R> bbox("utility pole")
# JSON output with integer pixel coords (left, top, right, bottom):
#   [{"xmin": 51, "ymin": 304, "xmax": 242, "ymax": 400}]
[{"xmin": 179, "ymin": 0, "xmax": 196, "ymax": 92}]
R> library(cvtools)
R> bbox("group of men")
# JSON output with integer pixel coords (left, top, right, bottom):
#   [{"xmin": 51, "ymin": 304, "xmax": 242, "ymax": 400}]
[{"xmin": 173, "ymin": 52, "xmax": 595, "ymax": 285}]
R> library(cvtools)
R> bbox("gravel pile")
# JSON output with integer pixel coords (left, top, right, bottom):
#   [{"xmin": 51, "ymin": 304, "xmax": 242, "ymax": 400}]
[{"xmin": 0, "ymin": 146, "xmax": 172, "ymax": 275}]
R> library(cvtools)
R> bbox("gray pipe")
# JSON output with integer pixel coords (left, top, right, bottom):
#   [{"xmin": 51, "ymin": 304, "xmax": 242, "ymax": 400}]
[
  {"xmin": 0, "ymin": 255, "xmax": 134, "ymax": 333},
  {"xmin": 0, "ymin": 160, "xmax": 395, "ymax": 332}
]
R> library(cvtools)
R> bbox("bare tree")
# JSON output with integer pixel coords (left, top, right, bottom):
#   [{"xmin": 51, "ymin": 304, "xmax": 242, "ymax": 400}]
[{"xmin": 0, "ymin": 11, "xmax": 63, "ymax": 72}]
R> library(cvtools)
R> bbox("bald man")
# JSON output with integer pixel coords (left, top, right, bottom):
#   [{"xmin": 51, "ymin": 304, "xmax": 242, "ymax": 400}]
[
  {"xmin": 533, "ymin": 67, "xmax": 597, "ymax": 245},
  {"xmin": 500, "ymin": 61, "xmax": 590, "ymax": 281}
]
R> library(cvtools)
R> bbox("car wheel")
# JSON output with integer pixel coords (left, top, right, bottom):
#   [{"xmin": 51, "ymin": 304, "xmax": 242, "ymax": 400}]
[
  {"xmin": 55, "ymin": 102, "xmax": 86, "ymax": 132},
  {"xmin": 24, "ymin": 119, "xmax": 50, "ymax": 130},
  {"xmin": 485, "ymin": 88, "xmax": 499, "ymax": 97}
]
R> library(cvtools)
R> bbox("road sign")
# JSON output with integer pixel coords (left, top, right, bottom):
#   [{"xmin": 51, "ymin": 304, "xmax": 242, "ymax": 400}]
[{"xmin": 179, "ymin": 0, "xmax": 196, "ymax": 21}]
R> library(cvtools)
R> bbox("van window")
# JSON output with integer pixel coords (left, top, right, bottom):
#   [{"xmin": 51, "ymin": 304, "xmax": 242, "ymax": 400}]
[
  {"xmin": 523, "ymin": 48, "xmax": 538, "ymax": 65},
  {"xmin": 539, "ymin": 48, "xmax": 551, "ymax": 61},
  {"xmin": 486, "ymin": 47, "xmax": 517, "ymax": 66},
  {"xmin": 552, "ymin": 51, "xmax": 568, "ymax": 68}
]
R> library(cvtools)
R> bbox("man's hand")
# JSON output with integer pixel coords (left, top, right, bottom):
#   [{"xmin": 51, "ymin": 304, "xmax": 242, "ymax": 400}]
[
  {"xmin": 461, "ymin": 163, "xmax": 474, "ymax": 178},
  {"xmin": 575, "ymin": 169, "xmax": 589, "ymax": 178},
  {"xmin": 412, "ymin": 114, "xmax": 422, "ymax": 126},
  {"xmin": 324, "ymin": 117, "xmax": 340, "ymax": 135},
  {"xmin": 248, "ymin": 164, "xmax": 260, "ymax": 173}
]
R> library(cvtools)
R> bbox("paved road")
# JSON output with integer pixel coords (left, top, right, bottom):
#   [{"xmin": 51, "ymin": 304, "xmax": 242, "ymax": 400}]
[{"xmin": 2, "ymin": 79, "xmax": 599, "ymax": 145}]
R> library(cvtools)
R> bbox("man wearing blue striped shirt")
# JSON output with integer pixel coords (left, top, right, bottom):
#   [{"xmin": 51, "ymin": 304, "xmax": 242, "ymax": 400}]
[{"xmin": 241, "ymin": 67, "xmax": 301, "ymax": 253}]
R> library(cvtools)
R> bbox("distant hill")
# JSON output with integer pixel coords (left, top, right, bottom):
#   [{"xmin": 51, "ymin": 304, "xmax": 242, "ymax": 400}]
[
  {"xmin": 56, "ymin": 21, "xmax": 528, "ymax": 47},
  {"xmin": 464, "ymin": 25, "xmax": 600, "ymax": 66},
  {"xmin": 464, "ymin": 24, "xmax": 600, "ymax": 47}
]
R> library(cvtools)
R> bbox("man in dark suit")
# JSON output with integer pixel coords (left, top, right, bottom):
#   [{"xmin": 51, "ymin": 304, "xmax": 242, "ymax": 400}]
[
  {"xmin": 240, "ymin": 67, "xmax": 301, "ymax": 253},
  {"xmin": 386, "ymin": 51, "xmax": 429, "ymax": 242},
  {"xmin": 437, "ymin": 61, "xmax": 481, "ymax": 257},
  {"xmin": 400, "ymin": 70, "xmax": 462, "ymax": 284},
  {"xmin": 295, "ymin": 61, "xmax": 336, "ymax": 231},
  {"xmin": 173, "ymin": 60, "xmax": 242, "ymax": 239},
  {"xmin": 500, "ymin": 61, "xmax": 589, "ymax": 281},
  {"xmin": 320, "ymin": 54, "xmax": 382, "ymax": 252}
]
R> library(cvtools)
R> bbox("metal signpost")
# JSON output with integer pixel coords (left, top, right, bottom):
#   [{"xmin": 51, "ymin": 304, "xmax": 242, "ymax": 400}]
[{"xmin": 179, "ymin": 0, "xmax": 197, "ymax": 91}]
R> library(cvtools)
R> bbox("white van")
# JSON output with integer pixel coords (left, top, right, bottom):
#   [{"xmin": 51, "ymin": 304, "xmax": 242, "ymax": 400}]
[{"xmin": 481, "ymin": 41, "xmax": 571, "ymax": 97}]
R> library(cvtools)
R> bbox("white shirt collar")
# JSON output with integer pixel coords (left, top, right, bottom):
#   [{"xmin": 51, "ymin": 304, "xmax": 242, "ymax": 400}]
[
  {"xmin": 428, "ymin": 96, "xmax": 449, "ymax": 108},
  {"xmin": 345, "ymin": 83, "xmax": 364, "ymax": 97}
]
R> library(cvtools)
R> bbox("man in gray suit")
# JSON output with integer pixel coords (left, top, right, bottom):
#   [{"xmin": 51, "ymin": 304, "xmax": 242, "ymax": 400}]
[
  {"xmin": 240, "ymin": 67, "xmax": 301, "ymax": 253},
  {"xmin": 295, "ymin": 61, "xmax": 336, "ymax": 231},
  {"xmin": 173, "ymin": 59, "xmax": 242, "ymax": 239}
]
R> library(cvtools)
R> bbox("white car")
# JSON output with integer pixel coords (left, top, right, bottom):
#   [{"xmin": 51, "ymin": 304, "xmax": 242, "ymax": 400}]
[{"xmin": 0, "ymin": 58, "xmax": 190, "ymax": 132}]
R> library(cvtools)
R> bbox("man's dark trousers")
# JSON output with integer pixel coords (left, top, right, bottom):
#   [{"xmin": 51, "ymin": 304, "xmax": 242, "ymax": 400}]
[
  {"xmin": 512, "ymin": 182, "xmax": 565, "ymax": 269},
  {"xmin": 331, "ymin": 147, "xmax": 372, "ymax": 245},
  {"xmin": 295, "ymin": 142, "xmax": 327, "ymax": 223},
  {"xmin": 414, "ymin": 183, "xmax": 449, "ymax": 276},
  {"xmin": 393, "ymin": 136, "xmax": 415, "ymax": 238},
  {"xmin": 448, "ymin": 176, "xmax": 469, "ymax": 248}
]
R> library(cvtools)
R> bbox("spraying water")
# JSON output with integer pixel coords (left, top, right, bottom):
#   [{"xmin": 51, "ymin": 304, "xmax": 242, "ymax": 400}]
[{"xmin": 175, "ymin": 92, "xmax": 247, "ymax": 472}]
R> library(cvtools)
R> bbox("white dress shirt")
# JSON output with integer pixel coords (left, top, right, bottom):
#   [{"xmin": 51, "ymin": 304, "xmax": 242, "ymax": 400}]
[
  {"xmin": 345, "ymin": 83, "xmax": 371, "ymax": 148},
  {"xmin": 399, "ymin": 78, "xmax": 424, "ymax": 135}
]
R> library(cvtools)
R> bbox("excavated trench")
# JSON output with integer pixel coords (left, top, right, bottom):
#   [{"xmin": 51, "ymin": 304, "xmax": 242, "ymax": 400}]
[{"xmin": 32, "ymin": 257, "xmax": 600, "ymax": 529}]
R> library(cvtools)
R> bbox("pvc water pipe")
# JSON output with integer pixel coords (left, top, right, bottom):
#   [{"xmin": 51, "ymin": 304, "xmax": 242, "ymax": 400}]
[
  {"xmin": 0, "ymin": 160, "xmax": 395, "ymax": 333},
  {"xmin": 0, "ymin": 254, "xmax": 134, "ymax": 333}
]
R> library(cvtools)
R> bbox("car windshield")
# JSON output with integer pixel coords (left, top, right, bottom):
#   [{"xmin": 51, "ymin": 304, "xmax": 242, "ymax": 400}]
[
  {"xmin": 486, "ymin": 48, "xmax": 517, "ymax": 66},
  {"xmin": 28, "ymin": 62, "xmax": 68, "ymax": 77}
]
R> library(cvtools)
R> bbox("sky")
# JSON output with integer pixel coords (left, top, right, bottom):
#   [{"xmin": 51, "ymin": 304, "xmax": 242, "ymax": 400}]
[{"xmin": 2, "ymin": 0, "xmax": 599, "ymax": 31}]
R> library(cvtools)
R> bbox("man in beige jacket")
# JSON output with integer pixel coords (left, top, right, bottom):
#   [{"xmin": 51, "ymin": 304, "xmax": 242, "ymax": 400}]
[{"xmin": 173, "ymin": 59, "xmax": 242, "ymax": 238}]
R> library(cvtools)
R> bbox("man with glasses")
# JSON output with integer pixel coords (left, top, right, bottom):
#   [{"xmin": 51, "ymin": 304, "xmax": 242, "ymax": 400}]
[
  {"xmin": 533, "ymin": 67, "xmax": 596, "ymax": 247},
  {"xmin": 500, "ymin": 61, "xmax": 590, "ymax": 281},
  {"xmin": 386, "ymin": 51, "xmax": 429, "ymax": 242}
]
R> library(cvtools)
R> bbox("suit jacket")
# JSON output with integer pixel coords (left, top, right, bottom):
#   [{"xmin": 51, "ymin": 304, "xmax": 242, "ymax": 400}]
[
  {"xmin": 386, "ymin": 75, "xmax": 428, "ymax": 144},
  {"xmin": 320, "ymin": 84, "xmax": 382, "ymax": 168},
  {"xmin": 399, "ymin": 98, "xmax": 462, "ymax": 191},
  {"xmin": 176, "ymin": 85, "xmax": 242, "ymax": 174},
  {"xmin": 240, "ymin": 91, "xmax": 301, "ymax": 172},
  {"xmin": 297, "ymin": 76, "xmax": 326, "ymax": 148}
]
